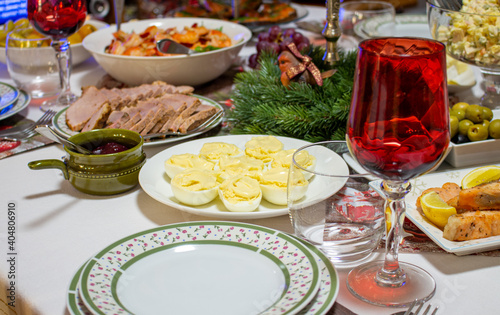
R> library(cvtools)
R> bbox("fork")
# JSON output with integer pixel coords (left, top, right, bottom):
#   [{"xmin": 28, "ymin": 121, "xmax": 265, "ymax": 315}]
[
  {"xmin": 143, "ymin": 110, "xmax": 224, "ymax": 140},
  {"xmin": 0, "ymin": 110, "xmax": 57, "ymax": 140},
  {"xmin": 403, "ymin": 299, "xmax": 439, "ymax": 315}
]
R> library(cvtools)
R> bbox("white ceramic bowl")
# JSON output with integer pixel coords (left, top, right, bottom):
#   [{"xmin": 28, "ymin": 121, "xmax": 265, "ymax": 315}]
[
  {"xmin": 82, "ymin": 18, "xmax": 252, "ymax": 86},
  {"xmin": 446, "ymin": 109, "xmax": 500, "ymax": 168},
  {"xmin": 0, "ymin": 19, "xmax": 109, "ymax": 66}
]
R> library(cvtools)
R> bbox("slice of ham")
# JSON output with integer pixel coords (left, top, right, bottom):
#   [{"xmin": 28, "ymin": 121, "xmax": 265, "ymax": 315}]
[
  {"xmin": 130, "ymin": 109, "xmax": 157, "ymax": 134},
  {"xmin": 81, "ymin": 103, "xmax": 112, "ymax": 132},
  {"xmin": 140, "ymin": 105, "xmax": 169, "ymax": 135},
  {"xmin": 65, "ymin": 86, "xmax": 119, "ymax": 131},
  {"xmin": 178, "ymin": 107, "xmax": 219, "ymax": 133}
]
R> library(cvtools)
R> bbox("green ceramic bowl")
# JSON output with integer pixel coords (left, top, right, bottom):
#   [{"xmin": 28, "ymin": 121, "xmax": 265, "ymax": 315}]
[{"xmin": 28, "ymin": 129, "xmax": 146, "ymax": 195}]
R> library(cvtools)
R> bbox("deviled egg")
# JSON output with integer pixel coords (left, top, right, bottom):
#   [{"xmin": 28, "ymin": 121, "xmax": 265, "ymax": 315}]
[
  {"xmin": 199, "ymin": 142, "xmax": 243, "ymax": 162},
  {"xmin": 218, "ymin": 176, "xmax": 262, "ymax": 212},
  {"xmin": 171, "ymin": 169, "xmax": 219, "ymax": 206},
  {"xmin": 217, "ymin": 155, "xmax": 264, "ymax": 181},
  {"xmin": 271, "ymin": 149, "xmax": 316, "ymax": 180},
  {"xmin": 259, "ymin": 167, "xmax": 308, "ymax": 205},
  {"xmin": 245, "ymin": 136, "xmax": 283, "ymax": 163},
  {"xmin": 164, "ymin": 153, "xmax": 215, "ymax": 179}
]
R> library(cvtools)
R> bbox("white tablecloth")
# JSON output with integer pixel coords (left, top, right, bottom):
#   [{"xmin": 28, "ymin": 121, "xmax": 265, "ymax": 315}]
[{"xmin": 1, "ymin": 3, "xmax": 499, "ymax": 315}]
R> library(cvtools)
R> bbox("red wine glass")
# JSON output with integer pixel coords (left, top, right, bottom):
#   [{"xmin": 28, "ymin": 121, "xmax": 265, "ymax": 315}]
[
  {"xmin": 27, "ymin": 0, "xmax": 87, "ymax": 110},
  {"xmin": 346, "ymin": 37, "xmax": 450, "ymax": 307}
]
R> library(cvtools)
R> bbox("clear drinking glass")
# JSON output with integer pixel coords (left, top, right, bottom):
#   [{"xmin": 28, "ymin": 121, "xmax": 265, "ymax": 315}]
[
  {"xmin": 27, "ymin": 0, "xmax": 87, "ymax": 110},
  {"xmin": 287, "ymin": 140, "xmax": 385, "ymax": 265},
  {"xmin": 6, "ymin": 29, "xmax": 62, "ymax": 99},
  {"xmin": 345, "ymin": 37, "xmax": 450, "ymax": 306},
  {"xmin": 338, "ymin": 0, "xmax": 396, "ymax": 52}
]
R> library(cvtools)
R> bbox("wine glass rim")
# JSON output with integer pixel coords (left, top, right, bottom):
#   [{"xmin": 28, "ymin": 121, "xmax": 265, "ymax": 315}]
[
  {"xmin": 291, "ymin": 140, "xmax": 372, "ymax": 179},
  {"xmin": 358, "ymin": 37, "xmax": 446, "ymax": 57},
  {"xmin": 426, "ymin": 0, "xmax": 500, "ymax": 17},
  {"xmin": 340, "ymin": 0, "xmax": 395, "ymax": 12}
]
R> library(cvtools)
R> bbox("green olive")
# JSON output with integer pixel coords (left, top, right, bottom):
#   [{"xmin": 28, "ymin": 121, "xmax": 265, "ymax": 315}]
[
  {"xmin": 450, "ymin": 109, "xmax": 466, "ymax": 121},
  {"xmin": 465, "ymin": 104, "xmax": 484, "ymax": 123},
  {"xmin": 482, "ymin": 107, "xmax": 494, "ymax": 121},
  {"xmin": 467, "ymin": 124, "xmax": 489, "ymax": 141},
  {"xmin": 482, "ymin": 119, "xmax": 490, "ymax": 129},
  {"xmin": 450, "ymin": 116, "xmax": 459, "ymax": 139},
  {"xmin": 451, "ymin": 102, "xmax": 469, "ymax": 112},
  {"xmin": 458, "ymin": 119, "xmax": 474, "ymax": 136},
  {"xmin": 489, "ymin": 119, "xmax": 500, "ymax": 139}
]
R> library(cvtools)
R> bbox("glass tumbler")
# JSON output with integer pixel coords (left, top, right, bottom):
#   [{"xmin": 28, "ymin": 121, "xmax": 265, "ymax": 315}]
[
  {"xmin": 287, "ymin": 140, "xmax": 385, "ymax": 265},
  {"xmin": 6, "ymin": 28, "xmax": 62, "ymax": 99}
]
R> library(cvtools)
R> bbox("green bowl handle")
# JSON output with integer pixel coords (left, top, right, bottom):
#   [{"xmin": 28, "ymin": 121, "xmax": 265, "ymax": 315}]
[{"xmin": 28, "ymin": 160, "xmax": 69, "ymax": 180}]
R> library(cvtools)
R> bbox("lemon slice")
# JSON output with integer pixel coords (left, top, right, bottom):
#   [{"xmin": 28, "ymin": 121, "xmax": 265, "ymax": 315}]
[
  {"xmin": 461, "ymin": 165, "xmax": 500, "ymax": 189},
  {"xmin": 420, "ymin": 192, "xmax": 457, "ymax": 230}
]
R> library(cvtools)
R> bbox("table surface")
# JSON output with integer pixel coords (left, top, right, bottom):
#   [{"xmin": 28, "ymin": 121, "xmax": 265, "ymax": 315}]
[{"xmin": 1, "ymin": 2, "xmax": 499, "ymax": 315}]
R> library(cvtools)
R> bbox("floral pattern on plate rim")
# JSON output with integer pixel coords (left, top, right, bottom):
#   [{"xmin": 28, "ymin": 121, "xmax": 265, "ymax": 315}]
[
  {"xmin": 68, "ymin": 235, "xmax": 340, "ymax": 315},
  {"xmin": 79, "ymin": 221, "xmax": 321, "ymax": 315}
]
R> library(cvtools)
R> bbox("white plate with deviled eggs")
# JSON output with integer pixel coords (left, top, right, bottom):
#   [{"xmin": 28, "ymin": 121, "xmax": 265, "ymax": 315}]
[{"xmin": 139, "ymin": 134, "xmax": 348, "ymax": 219}]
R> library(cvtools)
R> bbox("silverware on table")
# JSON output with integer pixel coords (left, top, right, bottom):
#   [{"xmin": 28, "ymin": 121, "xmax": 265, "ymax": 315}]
[
  {"xmin": 0, "ymin": 110, "xmax": 57, "ymax": 139},
  {"xmin": 113, "ymin": 0, "xmax": 124, "ymax": 31},
  {"xmin": 392, "ymin": 300, "xmax": 439, "ymax": 315},
  {"xmin": 35, "ymin": 125, "xmax": 92, "ymax": 154}
]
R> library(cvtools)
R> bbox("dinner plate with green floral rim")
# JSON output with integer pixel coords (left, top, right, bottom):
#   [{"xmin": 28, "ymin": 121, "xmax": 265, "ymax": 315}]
[
  {"xmin": 0, "ymin": 82, "xmax": 20, "ymax": 111},
  {"xmin": 67, "ymin": 261, "xmax": 93, "ymax": 315},
  {"xmin": 78, "ymin": 221, "xmax": 321, "ymax": 315},
  {"xmin": 294, "ymin": 237, "xmax": 339, "ymax": 315},
  {"xmin": 51, "ymin": 94, "xmax": 224, "ymax": 147},
  {"xmin": 67, "ymin": 235, "xmax": 339, "ymax": 315}
]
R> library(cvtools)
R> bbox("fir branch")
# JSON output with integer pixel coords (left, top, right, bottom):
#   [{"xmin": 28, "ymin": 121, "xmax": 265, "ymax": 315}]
[{"xmin": 228, "ymin": 47, "xmax": 357, "ymax": 142}]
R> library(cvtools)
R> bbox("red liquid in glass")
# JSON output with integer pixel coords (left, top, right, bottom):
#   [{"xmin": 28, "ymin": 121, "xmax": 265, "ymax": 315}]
[
  {"xmin": 347, "ymin": 38, "xmax": 450, "ymax": 181},
  {"xmin": 27, "ymin": 0, "xmax": 87, "ymax": 40}
]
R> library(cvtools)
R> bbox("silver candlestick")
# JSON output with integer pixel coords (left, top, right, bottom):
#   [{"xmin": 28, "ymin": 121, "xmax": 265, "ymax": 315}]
[{"xmin": 323, "ymin": 0, "xmax": 342, "ymax": 65}]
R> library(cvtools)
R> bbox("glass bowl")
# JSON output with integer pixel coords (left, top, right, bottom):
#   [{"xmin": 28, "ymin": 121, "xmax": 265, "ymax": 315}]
[{"xmin": 427, "ymin": 0, "xmax": 500, "ymax": 109}]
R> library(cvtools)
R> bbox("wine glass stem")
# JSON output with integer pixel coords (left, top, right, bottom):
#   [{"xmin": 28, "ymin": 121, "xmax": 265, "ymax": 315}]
[
  {"xmin": 376, "ymin": 180, "xmax": 411, "ymax": 288},
  {"xmin": 51, "ymin": 39, "xmax": 77, "ymax": 106}
]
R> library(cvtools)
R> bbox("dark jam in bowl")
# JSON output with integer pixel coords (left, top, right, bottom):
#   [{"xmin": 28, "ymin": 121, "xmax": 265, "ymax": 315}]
[{"xmin": 91, "ymin": 142, "xmax": 130, "ymax": 155}]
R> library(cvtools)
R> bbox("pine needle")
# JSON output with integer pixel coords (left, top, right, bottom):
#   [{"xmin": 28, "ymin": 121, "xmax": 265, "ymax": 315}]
[{"xmin": 228, "ymin": 47, "xmax": 357, "ymax": 142}]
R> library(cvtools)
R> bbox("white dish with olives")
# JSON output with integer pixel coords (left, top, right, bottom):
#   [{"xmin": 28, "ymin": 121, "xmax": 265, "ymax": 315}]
[{"xmin": 447, "ymin": 102, "xmax": 500, "ymax": 167}]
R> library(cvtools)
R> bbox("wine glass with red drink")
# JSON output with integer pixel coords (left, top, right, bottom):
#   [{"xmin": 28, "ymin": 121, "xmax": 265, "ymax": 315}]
[
  {"xmin": 27, "ymin": 0, "xmax": 87, "ymax": 110},
  {"xmin": 345, "ymin": 37, "xmax": 450, "ymax": 307}
]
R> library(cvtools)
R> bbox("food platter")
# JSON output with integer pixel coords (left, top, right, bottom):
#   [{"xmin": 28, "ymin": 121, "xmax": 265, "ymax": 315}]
[
  {"xmin": 171, "ymin": 3, "xmax": 308, "ymax": 30},
  {"xmin": 0, "ymin": 89, "xmax": 30, "ymax": 121},
  {"xmin": 242, "ymin": 3, "xmax": 309, "ymax": 30},
  {"xmin": 139, "ymin": 134, "xmax": 348, "ymax": 219},
  {"xmin": 78, "ymin": 222, "xmax": 321, "ymax": 314},
  {"xmin": 371, "ymin": 165, "xmax": 500, "ymax": 255},
  {"xmin": 52, "ymin": 94, "xmax": 224, "ymax": 147}
]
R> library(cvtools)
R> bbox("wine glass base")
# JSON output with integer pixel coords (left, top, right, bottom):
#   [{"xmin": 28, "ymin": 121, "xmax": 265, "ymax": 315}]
[
  {"xmin": 40, "ymin": 92, "xmax": 78, "ymax": 112},
  {"xmin": 346, "ymin": 260, "xmax": 436, "ymax": 307}
]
